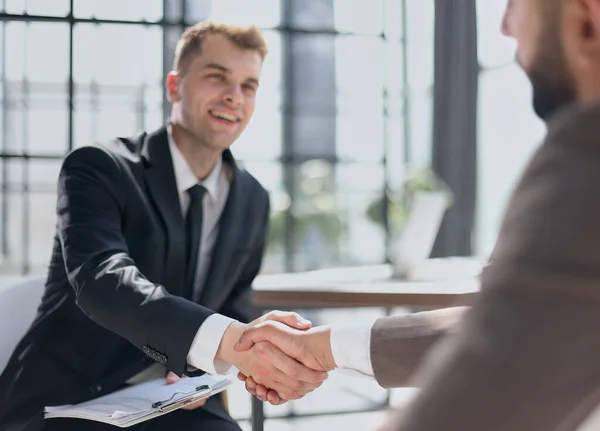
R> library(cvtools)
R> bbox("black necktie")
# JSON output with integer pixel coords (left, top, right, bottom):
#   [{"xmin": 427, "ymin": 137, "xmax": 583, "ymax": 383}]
[{"xmin": 185, "ymin": 184, "xmax": 206, "ymax": 300}]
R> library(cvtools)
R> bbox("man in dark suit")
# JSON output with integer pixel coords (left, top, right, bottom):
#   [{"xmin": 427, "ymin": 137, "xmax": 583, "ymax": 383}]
[{"xmin": 0, "ymin": 20, "xmax": 326, "ymax": 431}]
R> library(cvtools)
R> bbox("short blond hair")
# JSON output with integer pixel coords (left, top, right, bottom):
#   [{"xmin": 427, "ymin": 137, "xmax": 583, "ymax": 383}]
[{"xmin": 173, "ymin": 20, "xmax": 268, "ymax": 75}]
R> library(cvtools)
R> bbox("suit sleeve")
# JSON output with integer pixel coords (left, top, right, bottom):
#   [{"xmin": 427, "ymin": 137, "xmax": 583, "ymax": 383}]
[
  {"xmin": 219, "ymin": 190, "xmax": 270, "ymax": 323},
  {"xmin": 370, "ymin": 307, "xmax": 468, "ymax": 388},
  {"xmin": 57, "ymin": 146, "xmax": 213, "ymax": 376},
  {"xmin": 380, "ymin": 106, "xmax": 600, "ymax": 431}
]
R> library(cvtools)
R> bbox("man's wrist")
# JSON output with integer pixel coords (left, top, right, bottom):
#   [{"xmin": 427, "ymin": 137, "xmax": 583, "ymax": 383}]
[
  {"xmin": 215, "ymin": 321, "xmax": 248, "ymax": 366},
  {"xmin": 306, "ymin": 326, "xmax": 336, "ymax": 372}
]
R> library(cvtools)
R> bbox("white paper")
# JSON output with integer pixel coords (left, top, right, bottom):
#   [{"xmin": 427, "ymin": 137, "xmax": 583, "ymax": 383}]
[{"xmin": 44, "ymin": 374, "xmax": 231, "ymax": 427}]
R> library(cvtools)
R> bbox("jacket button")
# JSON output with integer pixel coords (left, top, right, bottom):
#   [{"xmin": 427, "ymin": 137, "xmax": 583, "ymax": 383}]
[
  {"xmin": 159, "ymin": 355, "xmax": 167, "ymax": 365},
  {"xmin": 143, "ymin": 346, "xmax": 151, "ymax": 355}
]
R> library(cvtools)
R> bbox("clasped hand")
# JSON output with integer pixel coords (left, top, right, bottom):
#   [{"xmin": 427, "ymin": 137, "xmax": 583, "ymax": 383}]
[{"xmin": 217, "ymin": 311, "xmax": 336, "ymax": 405}]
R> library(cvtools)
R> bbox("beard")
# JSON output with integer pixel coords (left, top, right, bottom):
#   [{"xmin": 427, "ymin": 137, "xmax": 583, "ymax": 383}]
[
  {"xmin": 529, "ymin": 66, "xmax": 576, "ymax": 121},
  {"xmin": 526, "ymin": 18, "xmax": 577, "ymax": 121}
]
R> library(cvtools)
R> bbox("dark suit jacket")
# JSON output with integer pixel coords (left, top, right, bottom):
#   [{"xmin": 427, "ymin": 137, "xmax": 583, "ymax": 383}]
[
  {"xmin": 0, "ymin": 126, "xmax": 270, "ymax": 429},
  {"xmin": 376, "ymin": 102, "xmax": 600, "ymax": 430}
]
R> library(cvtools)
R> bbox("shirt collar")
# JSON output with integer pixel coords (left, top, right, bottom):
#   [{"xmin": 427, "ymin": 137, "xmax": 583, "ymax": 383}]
[{"xmin": 167, "ymin": 125, "xmax": 222, "ymax": 201}]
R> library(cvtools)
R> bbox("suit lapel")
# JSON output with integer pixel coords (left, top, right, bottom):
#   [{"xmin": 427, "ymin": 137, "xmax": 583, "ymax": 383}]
[
  {"xmin": 141, "ymin": 127, "xmax": 187, "ymax": 296},
  {"xmin": 200, "ymin": 151, "xmax": 247, "ymax": 309}
]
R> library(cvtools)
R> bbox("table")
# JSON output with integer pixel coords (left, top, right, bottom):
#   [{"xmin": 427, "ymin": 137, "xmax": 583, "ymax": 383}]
[{"xmin": 249, "ymin": 262, "xmax": 480, "ymax": 431}]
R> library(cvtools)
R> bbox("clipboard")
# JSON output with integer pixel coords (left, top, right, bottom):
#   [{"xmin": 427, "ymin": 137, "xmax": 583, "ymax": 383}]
[{"xmin": 44, "ymin": 375, "xmax": 232, "ymax": 428}]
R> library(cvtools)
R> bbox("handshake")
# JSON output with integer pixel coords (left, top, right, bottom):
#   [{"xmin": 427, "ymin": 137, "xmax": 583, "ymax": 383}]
[{"xmin": 215, "ymin": 311, "xmax": 336, "ymax": 405}]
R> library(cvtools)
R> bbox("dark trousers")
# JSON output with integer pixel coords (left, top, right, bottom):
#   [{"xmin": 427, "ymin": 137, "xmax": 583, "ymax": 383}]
[{"xmin": 1, "ymin": 397, "xmax": 240, "ymax": 431}]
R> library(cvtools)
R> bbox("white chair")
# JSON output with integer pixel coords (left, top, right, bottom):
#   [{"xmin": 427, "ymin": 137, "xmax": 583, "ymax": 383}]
[{"xmin": 0, "ymin": 275, "xmax": 46, "ymax": 373}]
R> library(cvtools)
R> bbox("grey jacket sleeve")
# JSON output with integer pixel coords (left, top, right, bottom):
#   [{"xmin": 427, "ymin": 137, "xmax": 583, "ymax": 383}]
[{"xmin": 370, "ymin": 307, "xmax": 468, "ymax": 388}]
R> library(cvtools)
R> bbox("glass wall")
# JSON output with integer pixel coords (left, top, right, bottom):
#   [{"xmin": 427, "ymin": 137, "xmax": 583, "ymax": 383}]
[
  {"xmin": 475, "ymin": 0, "xmax": 545, "ymax": 255},
  {"xmin": 0, "ymin": 0, "xmax": 434, "ymax": 275}
]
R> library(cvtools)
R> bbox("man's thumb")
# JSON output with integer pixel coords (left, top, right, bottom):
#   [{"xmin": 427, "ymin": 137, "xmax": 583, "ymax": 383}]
[
  {"xmin": 234, "ymin": 327, "xmax": 269, "ymax": 352},
  {"xmin": 166, "ymin": 371, "xmax": 181, "ymax": 384}
]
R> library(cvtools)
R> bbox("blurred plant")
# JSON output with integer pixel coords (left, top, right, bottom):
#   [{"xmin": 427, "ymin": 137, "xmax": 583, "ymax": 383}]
[{"xmin": 366, "ymin": 167, "xmax": 454, "ymax": 230}]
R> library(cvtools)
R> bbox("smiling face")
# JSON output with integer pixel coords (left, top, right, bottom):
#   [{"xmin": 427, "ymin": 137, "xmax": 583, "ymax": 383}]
[{"xmin": 167, "ymin": 32, "xmax": 264, "ymax": 152}]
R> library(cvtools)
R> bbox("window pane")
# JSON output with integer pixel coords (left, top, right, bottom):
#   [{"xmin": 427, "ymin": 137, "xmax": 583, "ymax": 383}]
[
  {"xmin": 4, "ymin": 0, "xmax": 70, "ymax": 15},
  {"xmin": 476, "ymin": 64, "xmax": 545, "ymax": 255},
  {"xmin": 231, "ymin": 105, "xmax": 282, "ymax": 161},
  {"xmin": 406, "ymin": 0, "xmax": 434, "ymax": 90},
  {"xmin": 336, "ymin": 111, "xmax": 384, "ymax": 162},
  {"xmin": 0, "ymin": 159, "xmax": 61, "ymax": 274},
  {"xmin": 407, "ymin": 90, "xmax": 432, "ymax": 169},
  {"xmin": 74, "ymin": 0, "xmax": 163, "ymax": 21},
  {"xmin": 259, "ymin": 31, "xmax": 282, "ymax": 94},
  {"xmin": 28, "ymin": 83, "xmax": 69, "ymax": 154},
  {"xmin": 74, "ymin": 83, "xmax": 154, "ymax": 145},
  {"xmin": 334, "ymin": 0, "xmax": 384, "ymax": 35},
  {"xmin": 5, "ymin": 22, "xmax": 69, "ymax": 82},
  {"xmin": 5, "ymin": 85, "xmax": 68, "ymax": 155},
  {"xmin": 0, "ymin": 23, "xmax": 3, "ymax": 80},
  {"xmin": 386, "ymin": 42, "xmax": 405, "ymax": 96},
  {"xmin": 73, "ymin": 24, "xmax": 162, "ymax": 86},
  {"xmin": 384, "ymin": 0, "xmax": 404, "ymax": 42},
  {"xmin": 386, "ymin": 113, "xmax": 406, "ymax": 190},
  {"xmin": 209, "ymin": 0, "xmax": 281, "ymax": 28},
  {"xmin": 477, "ymin": 0, "xmax": 515, "ymax": 69},
  {"xmin": 335, "ymin": 35, "xmax": 385, "ymax": 107},
  {"xmin": 184, "ymin": 0, "xmax": 211, "ymax": 23}
]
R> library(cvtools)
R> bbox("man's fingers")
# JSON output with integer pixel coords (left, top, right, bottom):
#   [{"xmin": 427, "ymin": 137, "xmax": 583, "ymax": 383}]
[
  {"xmin": 166, "ymin": 371, "xmax": 182, "ymax": 384},
  {"xmin": 181, "ymin": 397, "xmax": 207, "ymax": 410},
  {"xmin": 249, "ymin": 342, "xmax": 327, "ymax": 400},
  {"xmin": 245, "ymin": 378, "xmax": 268, "ymax": 401},
  {"xmin": 262, "ymin": 310, "xmax": 312, "ymax": 330},
  {"xmin": 262, "ymin": 342, "xmax": 328, "ymax": 384},
  {"xmin": 267, "ymin": 390, "xmax": 284, "ymax": 405}
]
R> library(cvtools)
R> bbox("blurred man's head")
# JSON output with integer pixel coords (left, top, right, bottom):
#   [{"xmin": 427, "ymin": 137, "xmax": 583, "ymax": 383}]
[
  {"xmin": 502, "ymin": 0, "xmax": 600, "ymax": 121},
  {"xmin": 166, "ymin": 21, "xmax": 268, "ymax": 152}
]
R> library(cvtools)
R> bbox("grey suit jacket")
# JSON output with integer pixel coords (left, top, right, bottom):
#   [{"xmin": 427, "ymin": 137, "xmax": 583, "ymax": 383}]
[{"xmin": 375, "ymin": 102, "xmax": 600, "ymax": 430}]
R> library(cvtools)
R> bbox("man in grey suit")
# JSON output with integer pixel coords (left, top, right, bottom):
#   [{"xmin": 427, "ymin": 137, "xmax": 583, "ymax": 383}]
[{"xmin": 234, "ymin": 0, "xmax": 600, "ymax": 428}]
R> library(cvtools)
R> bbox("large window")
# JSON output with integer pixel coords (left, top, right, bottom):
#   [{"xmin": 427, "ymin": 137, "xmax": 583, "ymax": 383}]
[
  {"xmin": 475, "ymin": 0, "xmax": 545, "ymax": 255},
  {"xmin": 0, "ymin": 0, "xmax": 434, "ymax": 276}
]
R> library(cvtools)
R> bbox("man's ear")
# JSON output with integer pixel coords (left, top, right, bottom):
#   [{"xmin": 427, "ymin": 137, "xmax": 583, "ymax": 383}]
[
  {"xmin": 565, "ymin": 0, "xmax": 600, "ymax": 68},
  {"xmin": 577, "ymin": 0, "xmax": 600, "ymax": 43},
  {"xmin": 166, "ymin": 71, "xmax": 181, "ymax": 103}
]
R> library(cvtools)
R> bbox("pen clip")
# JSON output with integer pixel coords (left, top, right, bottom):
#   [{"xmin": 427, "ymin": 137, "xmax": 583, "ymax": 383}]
[{"xmin": 151, "ymin": 385, "xmax": 211, "ymax": 410}]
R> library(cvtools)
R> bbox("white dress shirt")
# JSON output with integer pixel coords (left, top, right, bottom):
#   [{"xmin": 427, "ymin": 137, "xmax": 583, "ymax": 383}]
[{"xmin": 329, "ymin": 319, "xmax": 376, "ymax": 378}]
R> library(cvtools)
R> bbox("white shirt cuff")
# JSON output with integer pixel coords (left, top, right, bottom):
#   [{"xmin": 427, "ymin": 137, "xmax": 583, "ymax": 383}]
[
  {"xmin": 187, "ymin": 314, "xmax": 236, "ymax": 375},
  {"xmin": 329, "ymin": 318, "xmax": 376, "ymax": 378}
]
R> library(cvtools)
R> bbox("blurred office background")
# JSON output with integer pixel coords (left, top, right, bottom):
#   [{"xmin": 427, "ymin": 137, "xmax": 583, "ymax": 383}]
[{"xmin": 0, "ymin": 0, "xmax": 545, "ymax": 429}]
